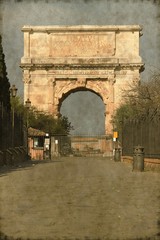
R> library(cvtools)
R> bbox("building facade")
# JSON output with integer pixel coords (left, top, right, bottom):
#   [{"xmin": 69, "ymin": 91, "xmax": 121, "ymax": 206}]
[{"xmin": 20, "ymin": 25, "xmax": 144, "ymax": 137}]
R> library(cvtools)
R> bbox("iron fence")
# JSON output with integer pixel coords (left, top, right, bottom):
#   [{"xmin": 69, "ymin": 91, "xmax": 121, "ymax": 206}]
[
  {"xmin": 122, "ymin": 114, "xmax": 160, "ymax": 158},
  {"xmin": 0, "ymin": 103, "xmax": 24, "ymax": 150}
]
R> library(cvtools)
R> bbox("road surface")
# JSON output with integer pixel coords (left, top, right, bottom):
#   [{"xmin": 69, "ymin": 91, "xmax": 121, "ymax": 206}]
[{"xmin": 0, "ymin": 157, "xmax": 160, "ymax": 240}]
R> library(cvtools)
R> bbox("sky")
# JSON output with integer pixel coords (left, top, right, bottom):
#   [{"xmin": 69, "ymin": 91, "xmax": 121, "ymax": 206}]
[{"xmin": 0, "ymin": 0, "xmax": 160, "ymax": 134}]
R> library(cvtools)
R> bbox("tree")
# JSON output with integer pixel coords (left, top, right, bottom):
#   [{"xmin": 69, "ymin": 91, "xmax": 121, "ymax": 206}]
[
  {"xmin": 120, "ymin": 76, "xmax": 160, "ymax": 116},
  {"xmin": 112, "ymin": 72, "xmax": 160, "ymax": 133},
  {"xmin": 28, "ymin": 110, "xmax": 73, "ymax": 135},
  {"xmin": 0, "ymin": 35, "xmax": 10, "ymax": 110},
  {"xmin": 11, "ymin": 96, "xmax": 73, "ymax": 135},
  {"xmin": 112, "ymin": 102, "xmax": 138, "ymax": 132}
]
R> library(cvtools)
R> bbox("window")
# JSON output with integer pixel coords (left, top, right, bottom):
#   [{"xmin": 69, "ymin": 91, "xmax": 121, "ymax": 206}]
[{"xmin": 33, "ymin": 137, "xmax": 44, "ymax": 148}]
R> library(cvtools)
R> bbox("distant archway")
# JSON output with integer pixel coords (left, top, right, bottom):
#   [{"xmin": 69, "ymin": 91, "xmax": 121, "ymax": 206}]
[
  {"xmin": 58, "ymin": 87, "xmax": 103, "ymax": 110},
  {"xmin": 59, "ymin": 88, "xmax": 105, "ymax": 135}
]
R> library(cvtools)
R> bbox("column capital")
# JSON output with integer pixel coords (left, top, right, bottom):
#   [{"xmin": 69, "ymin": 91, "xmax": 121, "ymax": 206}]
[{"xmin": 23, "ymin": 74, "xmax": 31, "ymax": 84}]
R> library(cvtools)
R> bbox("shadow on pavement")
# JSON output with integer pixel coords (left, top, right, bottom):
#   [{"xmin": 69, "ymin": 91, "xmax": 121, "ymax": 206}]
[
  {"xmin": 0, "ymin": 159, "xmax": 63, "ymax": 177},
  {"xmin": 0, "ymin": 231, "xmax": 159, "ymax": 240}
]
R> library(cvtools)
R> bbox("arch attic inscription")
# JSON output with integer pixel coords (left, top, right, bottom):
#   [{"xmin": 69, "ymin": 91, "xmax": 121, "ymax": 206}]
[{"xmin": 20, "ymin": 25, "xmax": 144, "ymax": 136}]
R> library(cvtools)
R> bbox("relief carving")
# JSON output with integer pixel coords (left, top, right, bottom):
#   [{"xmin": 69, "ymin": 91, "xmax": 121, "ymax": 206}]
[
  {"xmin": 77, "ymin": 78, "xmax": 87, "ymax": 87},
  {"xmin": 53, "ymin": 79, "xmax": 56, "ymax": 86},
  {"xmin": 23, "ymin": 74, "xmax": 31, "ymax": 84},
  {"xmin": 55, "ymin": 80, "xmax": 74, "ymax": 99},
  {"xmin": 108, "ymin": 76, "xmax": 116, "ymax": 85}
]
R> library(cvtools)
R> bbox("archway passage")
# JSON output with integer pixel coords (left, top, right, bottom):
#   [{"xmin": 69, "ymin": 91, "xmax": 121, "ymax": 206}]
[{"xmin": 60, "ymin": 89, "xmax": 105, "ymax": 135}]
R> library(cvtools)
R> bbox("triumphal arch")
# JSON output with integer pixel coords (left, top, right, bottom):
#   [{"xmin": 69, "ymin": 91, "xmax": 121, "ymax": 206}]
[{"xmin": 20, "ymin": 25, "xmax": 144, "ymax": 136}]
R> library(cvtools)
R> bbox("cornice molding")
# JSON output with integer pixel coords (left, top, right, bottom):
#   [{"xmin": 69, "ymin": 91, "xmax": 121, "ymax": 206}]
[
  {"xmin": 20, "ymin": 62, "xmax": 144, "ymax": 72},
  {"xmin": 20, "ymin": 57, "xmax": 143, "ymax": 67},
  {"xmin": 22, "ymin": 25, "xmax": 143, "ymax": 33}
]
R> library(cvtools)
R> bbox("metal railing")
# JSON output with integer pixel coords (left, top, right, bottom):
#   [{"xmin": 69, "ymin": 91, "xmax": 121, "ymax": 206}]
[
  {"xmin": 0, "ymin": 103, "xmax": 24, "ymax": 150},
  {"xmin": 122, "ymin": 114, "xmax": 160, "ymax": 158}
]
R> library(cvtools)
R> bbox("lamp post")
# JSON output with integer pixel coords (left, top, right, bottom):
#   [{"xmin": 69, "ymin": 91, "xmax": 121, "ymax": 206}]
[
  {"xmin": 25, "ymin": 98, "xmax": 31, "ymax": 157},
  {"xmin": 10, "ymin": 84, "xmax": 18, "ymax": 147},
  {"xmin": 25, "ymin": 98, "xmax": 31, "ymax": 127}
]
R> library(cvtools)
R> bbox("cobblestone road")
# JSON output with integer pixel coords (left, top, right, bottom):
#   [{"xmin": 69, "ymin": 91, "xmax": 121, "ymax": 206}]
[{"xmin": 0, "ymin": 157, "xmax": 160, "ymax": 240}]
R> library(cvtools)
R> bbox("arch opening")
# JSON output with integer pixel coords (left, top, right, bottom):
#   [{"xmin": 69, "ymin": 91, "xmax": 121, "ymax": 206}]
[
  {"xmin": 58, "ymin": 87, "xmax": 103, "ymax": 111},
  {"xmin": 59, "ymin": 88, "xmax": 105, "ymax": 136}
]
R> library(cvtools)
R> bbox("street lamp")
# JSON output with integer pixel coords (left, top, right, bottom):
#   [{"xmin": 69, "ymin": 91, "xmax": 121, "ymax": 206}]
[
  {"xmin": 25, "ymin": 98, "xmax": 31, "ymax": 130},
  {"xmin": 25, "ymin": 98, "xmax": 31, "ymax": 158},
  {"xmin": 10, "ymin": 84, "xmax": 18, "ymax": 98},
  {"xmin": 10, "ymin": 84, "xmax": 18, "ymax": 147},
  {"xmin": 25, "ymin": 98, "xmax": 31, "ymax": 120},
  {"xmin": 25, "ymin": 98, "xmax": 31, "ymax": 108}
]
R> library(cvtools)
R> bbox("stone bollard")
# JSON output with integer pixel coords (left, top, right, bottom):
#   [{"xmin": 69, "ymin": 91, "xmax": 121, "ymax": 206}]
[
  {"xmin": 114, "ymin": 148, "xmax": 121, "ymax": 162},
  {"xmin": 133, "ymin": 145, "xmax": 144, "ymax": 172}
]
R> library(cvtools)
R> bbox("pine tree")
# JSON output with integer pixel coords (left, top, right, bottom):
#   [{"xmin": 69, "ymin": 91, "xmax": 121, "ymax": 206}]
[{"xmin": 0, "ymin": 35, "xmax": 11, "ymax": 110}]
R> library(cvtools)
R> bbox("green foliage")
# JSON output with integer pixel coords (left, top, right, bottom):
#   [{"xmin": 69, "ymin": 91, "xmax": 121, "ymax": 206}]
[
  {"xmin": 113, "ymin": 103, "xmax": 138, "ymax": 132},
  {"xmin": 11, "ymin": 96, "xmax": 73, "ymax": 135},
  {"xmin": 0, "ymin": 35, "xmax": 11, "ymax": 110},
  {"xmin": 10, "ymin": 96, "xmax": 25, "ymax": 114},
  {"xmin": 29, "ymin": 112, "xmax": 73, "ymax": 135}
]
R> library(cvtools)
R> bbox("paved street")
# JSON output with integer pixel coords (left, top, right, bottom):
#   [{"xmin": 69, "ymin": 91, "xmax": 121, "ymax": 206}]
[{"xmin": 0, "ymin": 157, "xmax": 160, "ymax": 240}]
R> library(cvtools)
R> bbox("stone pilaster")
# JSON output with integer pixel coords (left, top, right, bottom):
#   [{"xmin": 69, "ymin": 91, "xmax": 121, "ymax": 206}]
[
  {"xmin": 47, "ymin": 75, "xmax": 55, "ymax": 113},
  {"xmin": 104, "ymin": 101, "xmax": 114, "ymax": 136},
  {"xmin": 23, "ymin": 70, "xmax": 31, "ymax": 103},
  {"xmin": 24, "ymin": 32, "xmax": 30, "ymax": 58}
]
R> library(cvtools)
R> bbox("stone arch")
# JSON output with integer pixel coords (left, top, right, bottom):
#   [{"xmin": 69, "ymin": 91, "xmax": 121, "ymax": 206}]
[
  {"xmin": 55, "ymin": 81, "xmax": 109, "ymax": 110},
  {"xmin": 59, "ymin": 88, "xmax": 106, "ymax": 135},
  {"xmin": 57, "ymin": 86, "xmax": 105, "ymax": 113},
  {"xmin": 53, "ymin": 79, "xmax": 113, "ymax": 135}
]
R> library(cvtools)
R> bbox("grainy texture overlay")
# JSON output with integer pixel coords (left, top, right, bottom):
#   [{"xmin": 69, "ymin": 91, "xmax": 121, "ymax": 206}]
[
  {"xmin": 0, "ymin": 0, "xmax": 160, "ymax": 133},
  {"xmin": 1, "ymin": 0, "xmax": 160, "ymax": 92},
  {"xmin": 0, "ymin": 157, "xmax": 160, "ymax": 239}
]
